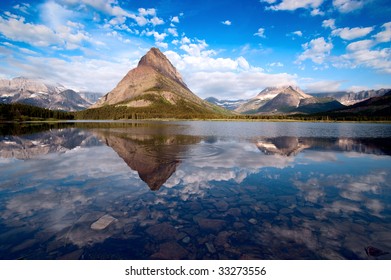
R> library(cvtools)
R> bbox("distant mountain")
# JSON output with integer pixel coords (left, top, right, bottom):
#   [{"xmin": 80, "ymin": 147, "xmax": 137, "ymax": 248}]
[
  {"xmin": 311, "ymin": 89, "xmax": 390, "ymax": 106},
  {"xmin": 204, "ymin": 97, "xmax": 246, "ymax": 111},
  {"xmin": 0, "ymin": 77, "xmax": 92, "ymax": 111},
  {"xmin": 208, "ymin": 86, "xmax": 389, "ymax": 115},
  {"xmin": 256, "ymin": 86, "xmax": 313, "ymax": 113},
  {"xmin": 235, "ymin": 86, "xmax": 307, "ymax": 114},
  {"xmin": 231, "ymin": 86, "xmax": 344, "ymax": 115},
  {"xmin": 89, "ymin": 48, "xmax": 227, "ymax": 119},
  {"xmin": 79, "ymin": 92, "xmax": 103, "ymax": 104},
  {"xmin": 328, "ymin": 90, "xmax": 391, "ymax": 117}
]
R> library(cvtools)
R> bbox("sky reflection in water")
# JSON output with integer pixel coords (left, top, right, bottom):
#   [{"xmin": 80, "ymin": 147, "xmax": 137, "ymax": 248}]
[{"xmin": 0, "ymin": 121, "xmax": 390, "ymax": 260}]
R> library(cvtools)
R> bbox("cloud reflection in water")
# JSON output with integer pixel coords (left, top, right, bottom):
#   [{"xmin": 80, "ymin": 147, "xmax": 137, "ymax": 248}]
[{"xmin": 0, "ymin": 123, "xmax": 390, "ymax": 259}]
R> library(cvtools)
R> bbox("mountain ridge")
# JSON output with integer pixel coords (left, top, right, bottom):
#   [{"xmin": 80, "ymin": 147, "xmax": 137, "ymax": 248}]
[{"xmin": 0, "ymin": 77, "xmax": 94, "ymax": 111}]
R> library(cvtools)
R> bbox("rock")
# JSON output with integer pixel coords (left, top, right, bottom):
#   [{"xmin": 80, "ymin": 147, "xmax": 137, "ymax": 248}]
[
  {"xmin": 182, "ymin": 236, "xmax": 191, "ymax": 244},
  {"xmin": 57, "ymin": 249, "xmax": 84, "ymax": 260},
  {"xmin": 233, "ymin": 222, "xmax": 245, "ymax": 229},
  {"xmin": 230, "ymin": 231, "xmax": 250, "ymax": 244},
  {"xmin": 151, "ymin": 241, "xmax": 188, "ymax": 259},
  {"xmin": 146, "ymin": 222, "xmax": 179, "ymax": 241},
  {"xmin": 214, "ymin": 201, "xmax": 229, "ymax": 212},
  {"xmin": 365, "ymin": 246, "xmax": 390, "ymax": 257},
  {"xmin": 196, "ymin": 218, "xmax": 226, "ymax": 232},
  {"xmin": 215, "ymin": 231, "xmax": 232, "ymax": 248},
  {"xmin": 188, "ymin": 202, "xmax": 202, "ymax": 212},
  {"xmin": 226, "ymin": 208, "xmax": 241, "ymax": 216},
  {"xmin": 90, "ymin": 214, "xmax": 117, "ymax": 230},
  {"xmin": 205, "ymin": 242, "xmax": 216, "ymax": 254},
  {"xmin": 280, "ymin": 208, "xmax": 294, "ymax": 215}
]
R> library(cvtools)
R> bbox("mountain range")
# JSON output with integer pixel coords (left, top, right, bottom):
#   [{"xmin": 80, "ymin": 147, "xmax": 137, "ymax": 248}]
[
  {"xmin": 206, "ymin": 86, "xmax": 390, "ymax": 115},
  {"xmin": 0, "ymin": 77, "xmax": 101, "ymax": 111},
  {"xmin": 1, "ymin": 48, "xmax": 389, "ymax": 118}
]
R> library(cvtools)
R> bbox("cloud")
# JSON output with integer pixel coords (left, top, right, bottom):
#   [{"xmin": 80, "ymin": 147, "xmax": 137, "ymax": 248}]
[
  {"xmin": 182, "ymin": 71, "xmax": 297, "ymax": 99},
  {"xmin": 332, "ymin": 26, "xmax": 374, "ymax": 40},
  {"xmin": 163, "ymin": 37, "xmax": 298, "ymax": 99},
  {"xmin": 145, "ymin": 30, "xmax": 167, "ymax": 41},
  {"xmin": 268, "ymin": 62, "xmax": 284, "ymax": 68},
  {"xmin": 254, "ymin": 27, "xmax": 266, "ymax": 38},
  {"xmin": 63, "ymin": 0, "xmax": 131, "ymax": 17},
  {"xmin": 0, "ymin": 13, "xmax": 61, "ymax": 47},
  {"xmin": 156, "ymin": 41, "xmax": 168, "ymax": 49},
  {"xmin": 322, "ymin": 19, "xmax": 336, "ymax": 30},
  {"xmin": 340, "ymin": 45, "xmax": 391, "ymax": 74},
  {"xmin": 171, "ymin": 16, "xmax": 180, "ymax": 23},
  {"xmin": 13, "ymin": 3, "xmax": 30, "ymax": 14},
  {"xmin": 374, "ymin": 22, "xmax": 391, "ymax": 43},
  {"xmin": 150, "ymin": 16, "xmax": 164, "ymax": 26},
  {"xmin": 303, "ymin": 80, "xmax": 342, "ymax": 92},
  {"xmin": 346, "ymin": 39, "xmax": 374, "ymax": 52},
  {"xmin": 1, "ymin": 52, "xmax": 140, "ymax": 92},
  {"xmin": 138, "ymin": 8, "xmax": 156, "ymax": 17},
  {"xmin": 222, "ymin": 20, "xmax": 232, "ymax": 26},
  {"xmin": 167, "ymin": 27, "xmax": 178, "ymax": 37},
  {"xmin": 260, "ymin": 0, "xmax": 277, "ymax": 3},
  {"xmin": 265, "ymin": 0, "xmax": 324, "ymax": 13},
  {"xmin": 292, "ymin": 30, "xmax": 303, "ymax": 37},
  {"xmin": 296, "ymin": 37, "xmax": 333, "ymax": 64},
  {"xmin": 332, "ymin": 0, "xmax": 365, "ymax": 13},
  {"xmin": 310, "ymin": 8, "xmax": 325, "ymax": 16},
  {"xmin": 2, "ymin": 42, "xmax": 39, "ymax": 55}
]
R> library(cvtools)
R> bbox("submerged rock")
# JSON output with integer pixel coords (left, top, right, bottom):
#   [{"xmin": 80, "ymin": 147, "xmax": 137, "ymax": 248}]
[
  {"xmin": 214, "ymin": 201, "xmax": 229, "ymax": 212},
  {"xmin": 146, "ymin": 222, "xmax": 179, "ymax": 241},
  {"xmin": 90, "ymin": 214, "xmax": 117, "ymax": 230},
  {"xmin": 205, "ymin": 242, "xmax": 216, "ymax": 254},
  {"xmin": 151, "ymin": 241, "xmax": 188, "ymax": 259},
  {"xmin": 365, "ymin": 246, "xmax": 390, "ymax": 257},
  {"xmin": 196, "ymin": 218, "xmax": 226, "ymax": 232}
]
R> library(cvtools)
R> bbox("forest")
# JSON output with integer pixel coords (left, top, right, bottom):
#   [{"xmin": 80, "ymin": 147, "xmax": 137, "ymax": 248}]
[
  {"xmin": 1, "ymin": 102, "xmax": 390, "ymax": 122},
  {"xmin": 0, "ymin": 103, "xmax": 74, "ymax": 121}
]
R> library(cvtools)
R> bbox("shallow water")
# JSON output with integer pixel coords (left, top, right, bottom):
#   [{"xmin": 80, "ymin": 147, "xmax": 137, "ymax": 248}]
[{"xmin": 0, "ymin": 121, "xmax": 390, "ymax": 259}]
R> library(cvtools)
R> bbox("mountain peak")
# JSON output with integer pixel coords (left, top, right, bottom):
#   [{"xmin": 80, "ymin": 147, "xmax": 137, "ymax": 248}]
[{"xmin": 138, "ymin": 48, "xmax": 187, "ymax": 88}]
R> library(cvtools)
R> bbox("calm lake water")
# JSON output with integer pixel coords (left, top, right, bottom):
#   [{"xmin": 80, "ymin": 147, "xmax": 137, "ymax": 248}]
[{"xmin": 0, "ymin": 121, "xmax": 390, "ymax": 260}]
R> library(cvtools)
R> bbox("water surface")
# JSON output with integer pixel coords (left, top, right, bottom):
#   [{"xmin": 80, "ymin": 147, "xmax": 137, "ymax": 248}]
[{"xmin": 0, "ymin": 121, "xmax": 390, "ymax": 259}]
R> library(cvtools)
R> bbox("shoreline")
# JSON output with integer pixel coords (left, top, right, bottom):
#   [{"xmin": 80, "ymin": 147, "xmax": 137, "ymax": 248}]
[{"xmin": 1, "ymin": 118, "xmax": 391, "ymax": 124}]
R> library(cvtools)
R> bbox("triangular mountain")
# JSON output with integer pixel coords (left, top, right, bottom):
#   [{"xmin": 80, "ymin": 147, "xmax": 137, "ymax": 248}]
[
  {"xmin": 257, "ymin": 86, "xmax": 312, "ymax": 113},
  {"xmin": 89, "ymin": 48, "xmax": 227, "ymax": 118},
  {"xmin": 235, "ymin": 86, "xmax": 310, "ymax": 114}
]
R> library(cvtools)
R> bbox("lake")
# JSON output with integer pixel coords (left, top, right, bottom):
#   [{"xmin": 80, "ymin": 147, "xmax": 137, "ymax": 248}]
[{"xmin": 0, "ymin": 121, "xmax": 390, "ymax": 260}]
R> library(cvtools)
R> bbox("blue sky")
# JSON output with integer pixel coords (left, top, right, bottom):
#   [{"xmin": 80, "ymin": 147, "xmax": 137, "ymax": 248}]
[{"xmin": 0, "ymin": 0, "xmax": 390, "ymax": 99}]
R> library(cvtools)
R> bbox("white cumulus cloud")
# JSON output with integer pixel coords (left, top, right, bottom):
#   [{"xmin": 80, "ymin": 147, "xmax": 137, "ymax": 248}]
[
  {"xmin": 374, "ymin": 22, "xmax": 391, "ymax": 43},
  {"xmin": 267, "ymin": 0, "xmax": 323, "ymax": 11},
  {"xmin": 296, "ymin": 37, "xmax": 333, "ymax": 64},
  {"xmin": 332, "ymin": 26, "xmax": 374, "ymax": 40},
  {"xmin": 332, "ymin": 0, "xmax": 365, "ymax": 13}
]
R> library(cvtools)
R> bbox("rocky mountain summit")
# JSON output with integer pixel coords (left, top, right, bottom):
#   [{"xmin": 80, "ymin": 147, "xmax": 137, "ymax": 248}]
[
  {"xmin": 90, "ymin": 48, "xmax": 224, "ymax": 117},
  {"xmin": 0, "ymin": 77, "xmax": 93, "ymax": 111}
]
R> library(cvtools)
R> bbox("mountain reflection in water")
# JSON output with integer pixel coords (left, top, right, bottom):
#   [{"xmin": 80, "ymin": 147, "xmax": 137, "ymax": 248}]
[
  {"xmin": 0, "ymin": 122, "xmax": 390, "ymax": 260},
  {"xmin": 94, "ymin": 128, "xmax": 201, "ymax": 191}
]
